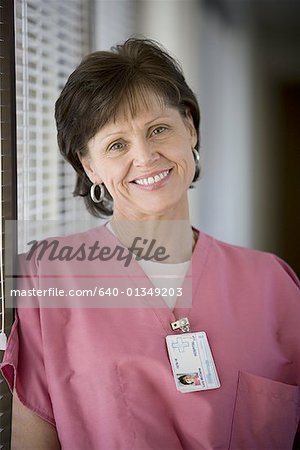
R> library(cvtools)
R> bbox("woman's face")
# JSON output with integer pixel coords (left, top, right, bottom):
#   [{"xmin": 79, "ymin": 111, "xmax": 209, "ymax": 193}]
[
  {"xmin": 182, "ymin": 375, "xmax": 196, "ymax": 384},
  {"xmin": 81, "ymin": 94, "xmax": 197, "ymax": 221}
]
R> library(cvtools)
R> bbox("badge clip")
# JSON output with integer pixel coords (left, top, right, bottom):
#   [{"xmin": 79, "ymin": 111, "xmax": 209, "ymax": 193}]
[{"xmin": 170, "ymin": 317, "xmax": 190, "ymax": 333}]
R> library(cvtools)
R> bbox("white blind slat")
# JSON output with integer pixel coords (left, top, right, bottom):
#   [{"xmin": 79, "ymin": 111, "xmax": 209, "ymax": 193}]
[{"xmin": 15, "ymin": 0, "xmax": 94, "ymax": 251}]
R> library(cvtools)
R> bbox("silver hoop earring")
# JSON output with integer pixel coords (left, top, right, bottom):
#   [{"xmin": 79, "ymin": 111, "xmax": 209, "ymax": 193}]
[
  {"xmin": 191, "ymin": 147, "xmax": 201, "ymax": 187},
  {"xmin": 90, "ymin": 183, "xmax": 105, "ymax": 203}
]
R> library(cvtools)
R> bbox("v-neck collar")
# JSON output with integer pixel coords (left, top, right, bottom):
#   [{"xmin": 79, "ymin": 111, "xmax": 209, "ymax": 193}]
[{"xmin": 92, "ymin": 223, "xmax": 212, "ymax": 334}]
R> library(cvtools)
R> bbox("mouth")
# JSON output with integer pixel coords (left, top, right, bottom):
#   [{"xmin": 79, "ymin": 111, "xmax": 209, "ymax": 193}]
[{"xmin": 130, "ymin": 169, "xmax": 172, "ymax": 186}]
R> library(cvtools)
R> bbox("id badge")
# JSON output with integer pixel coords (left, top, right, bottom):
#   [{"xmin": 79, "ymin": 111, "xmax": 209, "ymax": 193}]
[{"xmin": 166, "ymin": 332, "xmax": 221, "ymax": 393}]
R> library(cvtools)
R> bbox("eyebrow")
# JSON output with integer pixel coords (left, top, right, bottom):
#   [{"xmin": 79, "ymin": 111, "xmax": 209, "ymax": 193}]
[{"xmin": 100, "ymin": 115, "xmax": 171, "ymax": 140}]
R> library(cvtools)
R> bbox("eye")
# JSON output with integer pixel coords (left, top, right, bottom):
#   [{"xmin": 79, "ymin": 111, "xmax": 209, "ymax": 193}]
[
  {"xmin": 108, "ymin": 142, "xmax": 125, "ymax": 152},
  {"xmin": 151, "ymin": 126, "xmax": 167, "ymax": 136}
]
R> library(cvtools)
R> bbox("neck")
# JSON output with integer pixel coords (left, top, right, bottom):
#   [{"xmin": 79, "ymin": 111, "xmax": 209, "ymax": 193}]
[{"xmin": 110, "ymin": 218, "xmax": 195, "ymax": 263}]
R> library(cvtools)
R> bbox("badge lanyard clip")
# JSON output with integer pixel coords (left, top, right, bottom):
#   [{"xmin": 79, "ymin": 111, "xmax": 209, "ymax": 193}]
[{"xmin": 170, "ymin": 317, "xmax": 190, "ymax": 333}]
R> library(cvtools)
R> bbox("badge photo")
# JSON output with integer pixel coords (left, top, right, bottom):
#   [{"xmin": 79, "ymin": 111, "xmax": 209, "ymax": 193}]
[{"xmin": 166, "ymin": 331, "xmax": 221, "ymax": 393}]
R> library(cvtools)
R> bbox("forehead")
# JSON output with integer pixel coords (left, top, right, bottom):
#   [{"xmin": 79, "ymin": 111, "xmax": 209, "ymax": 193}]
[
  {"xmin": 95, "ymin": 94, "xmax": 180, "ymax": 139},
  {"xmin": 113, "ymin": 91, "xmax": 169, "ymax": 125}
]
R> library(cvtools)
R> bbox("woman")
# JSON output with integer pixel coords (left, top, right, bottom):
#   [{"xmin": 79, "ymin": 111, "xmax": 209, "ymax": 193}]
[{"xmin": 1, "ymin": 38, "xmax": 300, "ymax": 450}]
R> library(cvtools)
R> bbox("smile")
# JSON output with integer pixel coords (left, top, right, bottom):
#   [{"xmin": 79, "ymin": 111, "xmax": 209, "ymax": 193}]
[{"xmin": 133, "ymin": 170, "xmax": 170, "ymax": 186}]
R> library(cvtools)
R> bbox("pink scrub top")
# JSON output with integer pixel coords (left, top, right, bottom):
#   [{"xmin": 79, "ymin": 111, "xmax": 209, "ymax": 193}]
[{"xmin": 1, "ymin": 226, "xmax": 300, "ymax": 450}]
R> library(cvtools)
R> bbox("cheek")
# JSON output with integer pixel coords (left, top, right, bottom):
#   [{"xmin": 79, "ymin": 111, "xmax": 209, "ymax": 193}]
[
  {"xmin": 185, "ymin": 151, "xmax": 196, "ymax": 182},
  {"xmin": 89, "ymin": 156, "xmax": 109, "ymax": 178},
  {"xmin": 183, "ymin": 147, "xmax": 195, "ymax": 170},
  {"xmin": 101, "ymin": 161, "xmax": 126, "ymax": 186},
  {"xmin": 85, "ymin": 154, "xmax": 102, "ymax": 177}
]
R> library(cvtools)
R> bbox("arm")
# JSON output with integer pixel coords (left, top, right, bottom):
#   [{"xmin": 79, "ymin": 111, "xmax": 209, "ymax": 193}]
[{"xmin": 11, "ymin": 392, "xmax": 61, "ymax": 450}]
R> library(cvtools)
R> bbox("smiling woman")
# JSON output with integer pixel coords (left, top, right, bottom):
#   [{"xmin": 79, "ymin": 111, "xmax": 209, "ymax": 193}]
[
  {"xmin": 55, "ymin": 38, "xmax": 200, "ymax": 218},
  {"xmin": 81, "ymin": 98, "xmax": 197, "ymax": 221},
  {"xmin": 1, "ymin": 38, "xmax": 300, "ymax": 450}
]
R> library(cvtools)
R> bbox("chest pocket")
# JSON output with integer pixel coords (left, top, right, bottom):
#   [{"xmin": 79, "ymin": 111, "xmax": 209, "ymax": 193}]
[{"xmin": 229, "ymin": 371, "xmax": 300, "ymax": 450}]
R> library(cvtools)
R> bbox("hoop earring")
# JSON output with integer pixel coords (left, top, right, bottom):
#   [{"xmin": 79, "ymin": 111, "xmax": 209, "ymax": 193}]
[
  {"xmin": 90, "ymin": 183, "xmax": 105, "ymax": 203},
  {"xmin": 191, "ymin": 147, "xmax": 201, "ymax": 187}
]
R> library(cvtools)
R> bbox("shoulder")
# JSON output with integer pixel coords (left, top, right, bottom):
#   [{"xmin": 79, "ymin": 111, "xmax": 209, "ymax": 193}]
[
  {"xmin": 197, "ymin": 230, "xmax": 300, "ymax": 292},
  {"xmin": 24, "ymin": 223, "xmax": 108, "ymax": 251},
  {"xmin": 16, "ymin": 224, "xmax": 112, "ymax": 297},
  {"xmin": 20, "ymin": 224, "xmax": 109, "ymax": 267}
]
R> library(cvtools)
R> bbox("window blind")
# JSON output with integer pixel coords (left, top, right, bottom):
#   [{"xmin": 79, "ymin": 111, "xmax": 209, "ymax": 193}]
[{"xmin": 15, "ymin": 0, "xmax": 95, "ymax": 251}]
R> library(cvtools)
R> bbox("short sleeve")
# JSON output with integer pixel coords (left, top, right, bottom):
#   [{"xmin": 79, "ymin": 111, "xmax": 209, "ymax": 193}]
[{"xmin": 0, "ymin": 254, "xmax": 55, "ymax": 425}]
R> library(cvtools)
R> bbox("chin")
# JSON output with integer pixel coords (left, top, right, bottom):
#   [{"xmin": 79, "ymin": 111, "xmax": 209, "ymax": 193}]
[{"xmin": 138, "ymin": 201, "xmax": 184, "ymax": 218}]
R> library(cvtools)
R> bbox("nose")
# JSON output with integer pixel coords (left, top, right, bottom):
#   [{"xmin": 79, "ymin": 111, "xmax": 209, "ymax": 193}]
[{"xmin": 132, "ymin": 141, "xmax": 160, "ymax": 167}]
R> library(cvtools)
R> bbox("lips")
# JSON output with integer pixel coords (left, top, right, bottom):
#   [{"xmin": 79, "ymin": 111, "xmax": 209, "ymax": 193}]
[{"xmin": 131, "ymin": 169, "xmax": 172, "ymax": 186}]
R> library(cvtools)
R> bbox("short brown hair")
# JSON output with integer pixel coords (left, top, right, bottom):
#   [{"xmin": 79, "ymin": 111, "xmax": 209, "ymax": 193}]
[{"xmin": 55, "ymin": 38, "xmax": 200, "ymax": 217}]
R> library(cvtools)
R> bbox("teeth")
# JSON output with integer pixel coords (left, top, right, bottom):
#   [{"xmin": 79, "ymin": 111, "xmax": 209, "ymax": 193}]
[{"xmin": 135, "ymin": 170, "xmax": 169, "ymax": 186}]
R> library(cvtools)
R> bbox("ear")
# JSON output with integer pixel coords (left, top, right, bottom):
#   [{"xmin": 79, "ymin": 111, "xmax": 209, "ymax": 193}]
[
  {"xmin": 184, "ymin": 111, "xmax": 198, "ymax": 148},
  {"xmin": 78, "ymin": 153, "xmax": 102, "ymax": 185}
]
